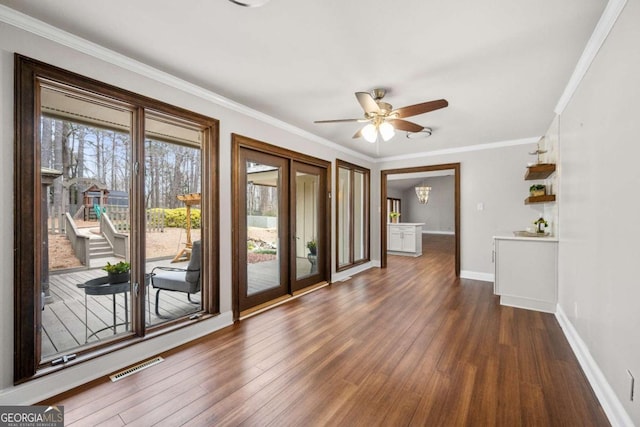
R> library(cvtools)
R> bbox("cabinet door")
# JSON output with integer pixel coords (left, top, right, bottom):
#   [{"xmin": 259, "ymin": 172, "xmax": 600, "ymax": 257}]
[
  {"xmin": 495, "ymin": 239, "xmax": 557, "ymax": 304},
  {"xmin": 389, "ymin": 229, "xmax": 403, "ymax": 251},
  {"xmin": 401, "ymin": 231, "xmax": 416, "ymax": 252}
]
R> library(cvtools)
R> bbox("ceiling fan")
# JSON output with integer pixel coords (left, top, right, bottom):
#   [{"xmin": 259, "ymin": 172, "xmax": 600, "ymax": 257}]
[{"xmin": 314, "ymin": 88, "xmax": 448, "ymax": 143}]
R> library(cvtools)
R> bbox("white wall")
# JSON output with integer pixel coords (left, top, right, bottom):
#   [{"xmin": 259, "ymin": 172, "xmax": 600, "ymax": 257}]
[
  {"xmin": 403, "ymin": 175, "xmax": 455, "ymax": 233},
  {"xmin": 557, "ymin": 0, "xmax": 640, "ymax": 424},
  {"xmin": 0, "ymin": 21, "xmax": 377, "ymax": 403},
  {"xmin": 379, "ymin": 142, "xmax": 543, "ymax": 278}
]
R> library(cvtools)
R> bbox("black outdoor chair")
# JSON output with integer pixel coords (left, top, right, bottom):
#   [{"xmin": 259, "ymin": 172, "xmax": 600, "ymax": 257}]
[{"xmin": 151, "ymin": 240, "xmax": 201, "ymax": 316}]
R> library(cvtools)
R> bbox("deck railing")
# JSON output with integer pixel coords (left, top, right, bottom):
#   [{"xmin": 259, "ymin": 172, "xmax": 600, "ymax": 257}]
[{"xmin": 64, "ymin": 212, "xmax": 90, "ymax": 265}]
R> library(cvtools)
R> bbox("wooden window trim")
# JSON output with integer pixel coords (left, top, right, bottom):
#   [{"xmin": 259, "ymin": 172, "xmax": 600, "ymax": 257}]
[
  {"xmin": 335, "ymin": 159, "xmax": 370, "ymax": 272},
  {"xmin": 14, "ymin": 54, "xmax": 219, "ymax": 383}
]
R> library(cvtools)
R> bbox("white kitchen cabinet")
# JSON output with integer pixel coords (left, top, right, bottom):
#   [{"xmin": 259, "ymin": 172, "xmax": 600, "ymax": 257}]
[
  {"xmin": 493, "ymin": 235, "xmax": 558, "ymax": 313},
  {"xmin": 387, "ymin": 223, "xmax": 424, "ymax": 257}
]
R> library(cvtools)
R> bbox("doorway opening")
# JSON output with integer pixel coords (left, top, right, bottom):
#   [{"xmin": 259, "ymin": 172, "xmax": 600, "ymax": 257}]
[{"xmin": 380, "ymin": 163, "xmax": 460, "ymax": 275}]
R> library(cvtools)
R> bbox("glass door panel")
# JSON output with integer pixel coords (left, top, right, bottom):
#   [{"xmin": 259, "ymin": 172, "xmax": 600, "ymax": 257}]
[
  {"xmin": 291, "ymin": 161, "xmax": 326, "ymax": 292},
  {"xmin": 294, "ymin": 172, "xmax": 319, "ymax": 280},
  {"xmin": 144, "ymin": 113, "xmax": 203, "ymax": 325},
  {"xmin": 238, "ymin": 149, "xmax": 289, "ymax": 311},
  {"xmin": 39, "ymin": 84, "xmax": 133, "ymax": 360}
]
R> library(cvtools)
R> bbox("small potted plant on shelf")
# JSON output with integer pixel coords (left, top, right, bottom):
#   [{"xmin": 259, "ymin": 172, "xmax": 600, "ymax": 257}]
[
  {"xmin": 529, "ymin": 184, "xmax": 546, "ymax": 197},
  {"xmin": 306, "ymin": 240, "xmax": 317, "ymax": 256},
  {"xmin": 533, "ymin": 217, "xmax": 549, "ymax": 234},
  {"xmin": 102, "ymin": 261, "xmax": 131, "ymax": 284},
  {"xmin": 389, "ymin": 211, "xmax": 401, "ymax": 223}
]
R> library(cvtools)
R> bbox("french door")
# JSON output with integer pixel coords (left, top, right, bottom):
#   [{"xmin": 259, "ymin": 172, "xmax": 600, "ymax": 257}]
[
  {"xmin": 290, "ymin": 161, "xmax": 326, "ymax": 292},
  {"xmin": 236, "ymin": 142, "xmax": 328, "ymax": 314},
  {"xmin": 238, "ymin": 149, "xmax": 289, "ymax": 311}
]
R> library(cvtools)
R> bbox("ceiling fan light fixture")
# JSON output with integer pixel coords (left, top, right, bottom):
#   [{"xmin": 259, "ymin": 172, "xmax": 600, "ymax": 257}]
[
  {"xmin": 362, "ymin": 123, "xmax": 377, "ymax": 143},
  {"xmin": 379, "ymin": 122, "xmax": 395, "ymax": 141}
]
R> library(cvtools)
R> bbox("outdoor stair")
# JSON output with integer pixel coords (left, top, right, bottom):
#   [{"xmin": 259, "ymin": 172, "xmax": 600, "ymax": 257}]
[{"xmin": 89, "ymin": 237, "xmax": 114, "ymax": 258}]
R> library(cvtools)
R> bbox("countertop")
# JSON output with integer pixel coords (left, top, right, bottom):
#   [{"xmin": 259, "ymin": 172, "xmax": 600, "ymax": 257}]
[
  {"xmin": 494, "ymin": 232, "xmax": 558, "ymax": 242},
  {"xmin": 387, "ymin": 222, "xmax": 425, "ymax": 226}
]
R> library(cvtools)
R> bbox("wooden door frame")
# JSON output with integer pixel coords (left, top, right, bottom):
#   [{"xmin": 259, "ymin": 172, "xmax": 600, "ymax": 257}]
[
  {"xmin": 231, "ymin": 134, "xmax": 331, "ymax": 320},
  {"xmin": 380, "ymin": 163, "xmax": 460, "ymax": 276}
]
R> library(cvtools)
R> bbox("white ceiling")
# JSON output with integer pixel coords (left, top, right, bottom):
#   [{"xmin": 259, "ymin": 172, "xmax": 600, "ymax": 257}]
[{"xmin": 0, "ymin": 0, "xmax": 607, "ymax": 158}]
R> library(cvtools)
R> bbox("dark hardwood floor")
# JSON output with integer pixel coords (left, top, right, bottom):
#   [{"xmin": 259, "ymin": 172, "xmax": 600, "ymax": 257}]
[{"xmin": 42, "ymin": 234, "xmax": 609, "ymax": 426}]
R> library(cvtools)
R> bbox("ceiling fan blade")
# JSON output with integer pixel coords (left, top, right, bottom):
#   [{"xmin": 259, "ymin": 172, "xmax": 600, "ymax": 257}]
[
  {"xmin": 352, "ymin": 128, "xmax": 363, "ymax": 139},
  {"xmin": 314, "ymin": 118, "xmax": 365, "ymax": 123},
  {"xmin": 355, "ymin": 92, "xmax": 380, "ymax": 114},
  {"xmin": 392, "ymin": 99, "xmax": 448, "ymax": 118},
  {"xmin": 388, "ymin": 119, "xmax": 424, "ymax": 133}
]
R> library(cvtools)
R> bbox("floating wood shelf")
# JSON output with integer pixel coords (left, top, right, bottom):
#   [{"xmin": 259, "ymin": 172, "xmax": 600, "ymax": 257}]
[
  {"xmin": 525, "ymin": 195, "xmax": 556, "ymax": 205},
  {"xmin": 525, "ymin": 163, "xmax": 556, "ymax": 180}
]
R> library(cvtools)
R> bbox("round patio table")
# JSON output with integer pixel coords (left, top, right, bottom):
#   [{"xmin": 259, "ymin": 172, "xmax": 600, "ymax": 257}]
[{"xmin": 79, "ymin": 277, "xmax": 130, "ymax": 342}]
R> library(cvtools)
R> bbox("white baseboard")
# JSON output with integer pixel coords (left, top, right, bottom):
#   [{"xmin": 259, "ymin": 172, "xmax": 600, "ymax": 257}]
[
  {"xmin": 422, "ymin": 230, "xmax": 455, "ymax": 235},
  {"xmin": 460, "ymin": 270, "xmax": 494, "ymax": 282},
  {"xmin": 331, "ymin": 260, "xmax": 379, "ymax": 283},
  {"xmin": 499, "ymin": 295, "xmax": 555, "ymax": 313},
  {"xmin": 555, "ymin": 305, "xmax": 635, "ymax": 427}
]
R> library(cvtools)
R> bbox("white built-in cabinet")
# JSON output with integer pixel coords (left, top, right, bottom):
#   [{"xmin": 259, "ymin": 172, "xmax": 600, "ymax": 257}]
[
  {"xmin": 387, "ymin": 223, "xmax": 424, "ymax": 257},
  {"xmin": 493, "ymin": 235, "xmax": 558, "ymax": 313}
]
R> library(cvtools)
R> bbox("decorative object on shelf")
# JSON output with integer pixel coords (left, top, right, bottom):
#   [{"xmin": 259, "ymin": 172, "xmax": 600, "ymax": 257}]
[
  {"xmin": 533, "ymin": 217, "xmax": 549, "ymax": 234},
  {"xmin": 389, "ymin": 211, "xmax": 401, "ymax": 223},
  {"xmin": 529, "ymin": 136, "xmax": 548, "ymax": 164},
  {"xmin": 102, "ymin": 261, "xmax": 131, "ymax": 284},
  {"xmin": 415, "ymin": 184, "xmax": 431, "ymax": 204},
  {"xmin": 306, "ymin": 239, "xmax": 317, "ymax": 256},
  {"xmin": 529, "ymin": 184, "xmax": 546, "ymax": 197}
]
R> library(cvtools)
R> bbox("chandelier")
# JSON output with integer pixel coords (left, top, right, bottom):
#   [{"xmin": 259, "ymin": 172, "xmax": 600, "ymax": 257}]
[{"xmin": 415, "ymin": 184, "xmax": 431, "ymax": 204}]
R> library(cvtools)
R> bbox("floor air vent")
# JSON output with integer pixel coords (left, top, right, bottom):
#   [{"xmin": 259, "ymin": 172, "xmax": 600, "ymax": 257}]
[{"xmin": 109, "ymin": 356, "xmax": 164, "ymax": 382}]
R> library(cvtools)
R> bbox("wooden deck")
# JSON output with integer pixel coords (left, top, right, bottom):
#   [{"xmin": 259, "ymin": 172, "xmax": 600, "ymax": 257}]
[
  {"xmin": 44, "ymin": 257, "xmax": 314, "ymax": 359},
  {"xmin": 43, "ymin": 259, "xmax": 201, "ymax": 360},
  {"xmin": 247, "ymin": 257, "xmax": 314, "ymax": 294}
]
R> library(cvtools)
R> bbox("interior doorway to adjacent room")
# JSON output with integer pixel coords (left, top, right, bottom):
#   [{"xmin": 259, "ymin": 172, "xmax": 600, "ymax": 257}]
[{"xmin": 380, "ymin": 163, "xmax": 460, "ymax": 275}]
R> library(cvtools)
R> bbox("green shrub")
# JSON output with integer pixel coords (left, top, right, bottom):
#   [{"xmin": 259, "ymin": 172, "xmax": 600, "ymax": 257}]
[
  {"xmin": 145, "ymin": 207, "xmax": 201, "ymax": 229},
  {"xmin": 253, "ymin": 249, "xmax": 276, "ymax": 255}
]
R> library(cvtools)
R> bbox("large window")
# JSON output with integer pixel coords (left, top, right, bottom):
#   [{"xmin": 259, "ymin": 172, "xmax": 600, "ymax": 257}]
[
  {"xmin": 336, "ymin": 159, "xmax": 370, "ymax": 271},
  {"xmin": 14, "ymin": 55, "xmax": 219, "ymax": 382}
]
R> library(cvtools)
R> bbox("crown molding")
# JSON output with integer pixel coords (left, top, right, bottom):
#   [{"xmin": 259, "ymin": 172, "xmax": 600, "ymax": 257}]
[
  {"xmin": 0, "ymin": 4, "xmax": 374, "ymax": 163},
  {"xmin": 375, "ymin": 136, "xmax": 539, "ymax": 163},
  {"xmin": 554, "ymin": 0, "xmax": 628, "ymax": 114}
]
